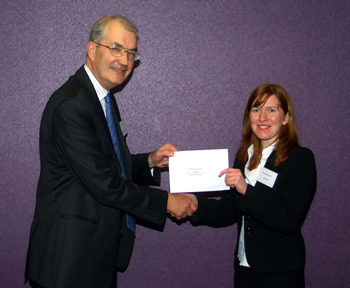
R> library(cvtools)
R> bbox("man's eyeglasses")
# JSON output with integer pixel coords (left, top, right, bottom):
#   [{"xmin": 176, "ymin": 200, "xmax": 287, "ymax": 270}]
[{"xmin": 93, "ymin": 42, "xmax": 141, "ymax": 61}]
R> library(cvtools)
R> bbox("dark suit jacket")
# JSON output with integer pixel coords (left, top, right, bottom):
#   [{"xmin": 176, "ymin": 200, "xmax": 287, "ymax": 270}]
[
  {"xmin": 26, "ymin": 66, "xmax": 168, "ymax": 288},
  {"xmin": 192, "ymin": 147, "xmax": 316, "ymax": 273}
]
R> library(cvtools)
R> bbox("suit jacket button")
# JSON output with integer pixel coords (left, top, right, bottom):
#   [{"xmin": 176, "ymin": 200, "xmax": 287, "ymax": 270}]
[{"xmin": 246, "ymin": 227, "xmax": 252, "ymax": 233}]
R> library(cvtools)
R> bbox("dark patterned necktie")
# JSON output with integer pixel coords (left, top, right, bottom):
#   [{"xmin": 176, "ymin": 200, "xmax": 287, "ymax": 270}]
[{"xmin": 105, "ymin": 92, "xmax": 135, "ymax": 233}]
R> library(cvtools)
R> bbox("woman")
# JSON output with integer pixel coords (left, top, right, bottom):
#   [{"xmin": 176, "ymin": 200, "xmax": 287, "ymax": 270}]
[{"xmin": 189, "ymin": 84, "xmax": 317, "ymax": 288}]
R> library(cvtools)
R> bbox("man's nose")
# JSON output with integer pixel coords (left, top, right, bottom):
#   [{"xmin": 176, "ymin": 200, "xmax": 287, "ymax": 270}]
[{"xmin": 118, "ymin": 52, "xmax": 129, "ymax": 66}]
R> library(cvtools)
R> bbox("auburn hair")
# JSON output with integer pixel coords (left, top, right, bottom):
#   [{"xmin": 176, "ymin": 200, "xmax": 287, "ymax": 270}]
[{"xmin": 236, "ymin": 83, "xmax": 300, "ymax": 170}]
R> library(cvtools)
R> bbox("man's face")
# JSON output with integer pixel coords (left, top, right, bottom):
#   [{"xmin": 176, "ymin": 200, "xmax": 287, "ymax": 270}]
[{"xmin": 88, "ymin": 20, "xmax": 137, "ymax": 90}]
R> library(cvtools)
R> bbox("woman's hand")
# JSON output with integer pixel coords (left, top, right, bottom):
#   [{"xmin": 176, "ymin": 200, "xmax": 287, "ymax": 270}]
[{"xmin": 219, "ymin": 168, "xmax": 247, "ymax": 195}]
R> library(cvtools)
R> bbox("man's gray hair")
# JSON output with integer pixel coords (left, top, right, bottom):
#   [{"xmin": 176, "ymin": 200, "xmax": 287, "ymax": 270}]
[{"xmin": 88, "ymin": 14, "xmax": 138, "ymax": 43}]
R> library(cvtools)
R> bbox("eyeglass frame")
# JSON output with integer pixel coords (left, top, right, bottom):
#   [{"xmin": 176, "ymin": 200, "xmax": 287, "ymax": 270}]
[{"xmin": 92, "ymin": 41, "xmax": 141, "ymax": 61}]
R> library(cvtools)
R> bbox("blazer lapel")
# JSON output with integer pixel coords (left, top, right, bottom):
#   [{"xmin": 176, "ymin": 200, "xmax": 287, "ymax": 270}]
[{"xmin": 264, "ymin": 151, "xmax": 282, "ymax": 174}]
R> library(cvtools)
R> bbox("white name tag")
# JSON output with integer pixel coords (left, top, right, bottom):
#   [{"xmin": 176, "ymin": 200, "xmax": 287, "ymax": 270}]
[
  {"xmin": 256, "ymin": 167, "xmax": 278, "ymax": 188},
  {"xmin": 119, "ymin": 120, "xmax": 127, "ymax": 137}
]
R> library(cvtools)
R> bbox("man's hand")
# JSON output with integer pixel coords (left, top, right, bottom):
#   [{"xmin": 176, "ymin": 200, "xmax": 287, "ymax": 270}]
[
  {"xmin": 183, "ymin": 193, "xmax": 198, "ymax": 207},
  {"xmin": 148, "ymin": 143, "xmax": 178, "ymax": 168},
  {"xmin": 167, "ymin": 193, "xmax": 198, "ymax": 220}
]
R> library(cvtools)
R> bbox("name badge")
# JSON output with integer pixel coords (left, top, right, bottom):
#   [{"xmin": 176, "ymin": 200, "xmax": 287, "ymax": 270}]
[
  {"xmin": 119, "ymin": 120, "xmax": 128, "ymax": 137},
  {"xmin": 256, "ymin": 167, "xmax": 278, "ymax": 188}
]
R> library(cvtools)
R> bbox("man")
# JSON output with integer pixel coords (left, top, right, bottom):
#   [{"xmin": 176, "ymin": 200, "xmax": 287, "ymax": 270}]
[{"xmin": 25, "ymin": 14, "xmax": 196, "ymax": 288}]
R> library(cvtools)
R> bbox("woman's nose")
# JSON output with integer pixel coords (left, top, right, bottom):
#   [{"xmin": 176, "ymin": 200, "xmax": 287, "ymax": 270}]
[{"xmin": 259, "ymin": 111, "xmax": 267, "ymax": 121}]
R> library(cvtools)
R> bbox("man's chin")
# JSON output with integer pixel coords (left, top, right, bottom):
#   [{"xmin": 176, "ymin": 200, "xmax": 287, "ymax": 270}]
[{"xmin": 110, "ymin": 77, "xmax": 127, "ymax": 87}]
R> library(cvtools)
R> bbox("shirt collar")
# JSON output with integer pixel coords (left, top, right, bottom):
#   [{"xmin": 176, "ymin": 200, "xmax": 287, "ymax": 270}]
[
  {"xmin": 247, "ymin": 141, "xmax": 277, "ymax": 161},
  {"xmin": 262, "ymin": 142, "xmax": 276, "ymax": 158},
  {"xmin": 84, "ymin": 64, "xmax": 108, "ymax": 100}
]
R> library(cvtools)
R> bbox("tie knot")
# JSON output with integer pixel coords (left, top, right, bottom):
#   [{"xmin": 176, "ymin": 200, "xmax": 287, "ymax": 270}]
[{"xmin": 105, "ymin": 92, "xmax": 111, "ymax": 103}]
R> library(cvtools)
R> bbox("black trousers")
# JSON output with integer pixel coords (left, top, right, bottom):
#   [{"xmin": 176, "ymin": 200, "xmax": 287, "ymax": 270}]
[{"xmin": 234, "ymin": 265, "xmax": 305, "ymax": 288}]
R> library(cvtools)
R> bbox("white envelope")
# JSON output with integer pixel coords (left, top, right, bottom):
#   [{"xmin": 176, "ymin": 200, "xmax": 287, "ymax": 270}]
[{"xmin": 169, "ymin": 149, "xmax": 230, "ymax": 193}]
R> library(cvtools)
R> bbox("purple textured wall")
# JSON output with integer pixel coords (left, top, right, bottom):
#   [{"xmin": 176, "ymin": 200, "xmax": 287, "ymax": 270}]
[{"xmin": 1, "ymin": 0, "xmax": 349, "ymax": 287}]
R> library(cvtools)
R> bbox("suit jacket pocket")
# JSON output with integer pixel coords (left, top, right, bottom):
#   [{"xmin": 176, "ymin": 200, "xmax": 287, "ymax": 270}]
[{"xmin": 60, "ymin": 213, "xmax": 99, "ymax": 225}]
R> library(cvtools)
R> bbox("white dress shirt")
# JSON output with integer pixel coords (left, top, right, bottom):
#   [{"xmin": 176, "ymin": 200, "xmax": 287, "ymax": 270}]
[
  {"xmin": 84, "ymin": 64, "xmax": 108, "ymax": 114},
  {"xmin": 237, "ymin": 142, "xmax": 276, "ymax": 267}
]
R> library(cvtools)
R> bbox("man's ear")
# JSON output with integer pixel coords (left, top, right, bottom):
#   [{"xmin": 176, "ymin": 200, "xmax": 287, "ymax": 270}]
[{"xmin": 87, "ymin": 41, "xmax": 96, "ymax": 61}]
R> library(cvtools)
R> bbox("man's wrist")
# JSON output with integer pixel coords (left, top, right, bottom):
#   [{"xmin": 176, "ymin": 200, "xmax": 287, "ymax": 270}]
[{"xmin": 148, "ymin": 152, "xmax": 155, "ymax": 168}]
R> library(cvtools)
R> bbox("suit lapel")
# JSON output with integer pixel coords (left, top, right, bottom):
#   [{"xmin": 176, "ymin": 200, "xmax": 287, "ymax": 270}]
[
  {"xmin": 75, "ymin": 66, "xmax": 112, "ymax": 140},
  {"xmin": 74, "ymin": 66, "xmax": 132, "ymax": 179}
]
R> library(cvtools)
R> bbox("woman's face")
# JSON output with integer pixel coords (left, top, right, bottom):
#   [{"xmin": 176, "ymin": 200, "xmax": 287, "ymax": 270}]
[{"xmin": 249, "ymin": 94, "xmax": 289, "ymax": 149}]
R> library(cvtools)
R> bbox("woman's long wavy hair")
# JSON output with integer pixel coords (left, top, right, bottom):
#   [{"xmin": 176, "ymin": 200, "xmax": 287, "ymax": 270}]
[{"xmin": 236, "ymin": 83, "xmax": 300, "ymax": 170}]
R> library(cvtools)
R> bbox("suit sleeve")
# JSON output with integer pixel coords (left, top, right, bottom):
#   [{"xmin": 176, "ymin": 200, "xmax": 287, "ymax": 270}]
[
  {"xmin": 130, "ymin": 153, "xmax": 161, "ymax": 186},
  {"xmin": 51, "ymin": 97, "xmax": 168, "ymax": 225},
  {"xmin": 191, "ymin": 191, "xmax": 239, "ymax": 227}
]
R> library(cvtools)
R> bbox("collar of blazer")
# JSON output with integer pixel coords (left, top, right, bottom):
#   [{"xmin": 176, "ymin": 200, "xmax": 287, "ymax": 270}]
[{"xmin": 236, "ymin": 149, "xmax": 286, "ymax": 183}]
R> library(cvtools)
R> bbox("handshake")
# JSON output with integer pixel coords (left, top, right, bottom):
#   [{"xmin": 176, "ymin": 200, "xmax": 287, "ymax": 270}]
[
  {"xmin": 149, "ymin": 143, "xmax": 200, "ymax": 221},
  {"xmin": 166, "ymin": 192, "xmax": 198, "ymax": 220},
  {"xmin": 150, "ymin": 142, "xmax": 231, "ymax": 221}
]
